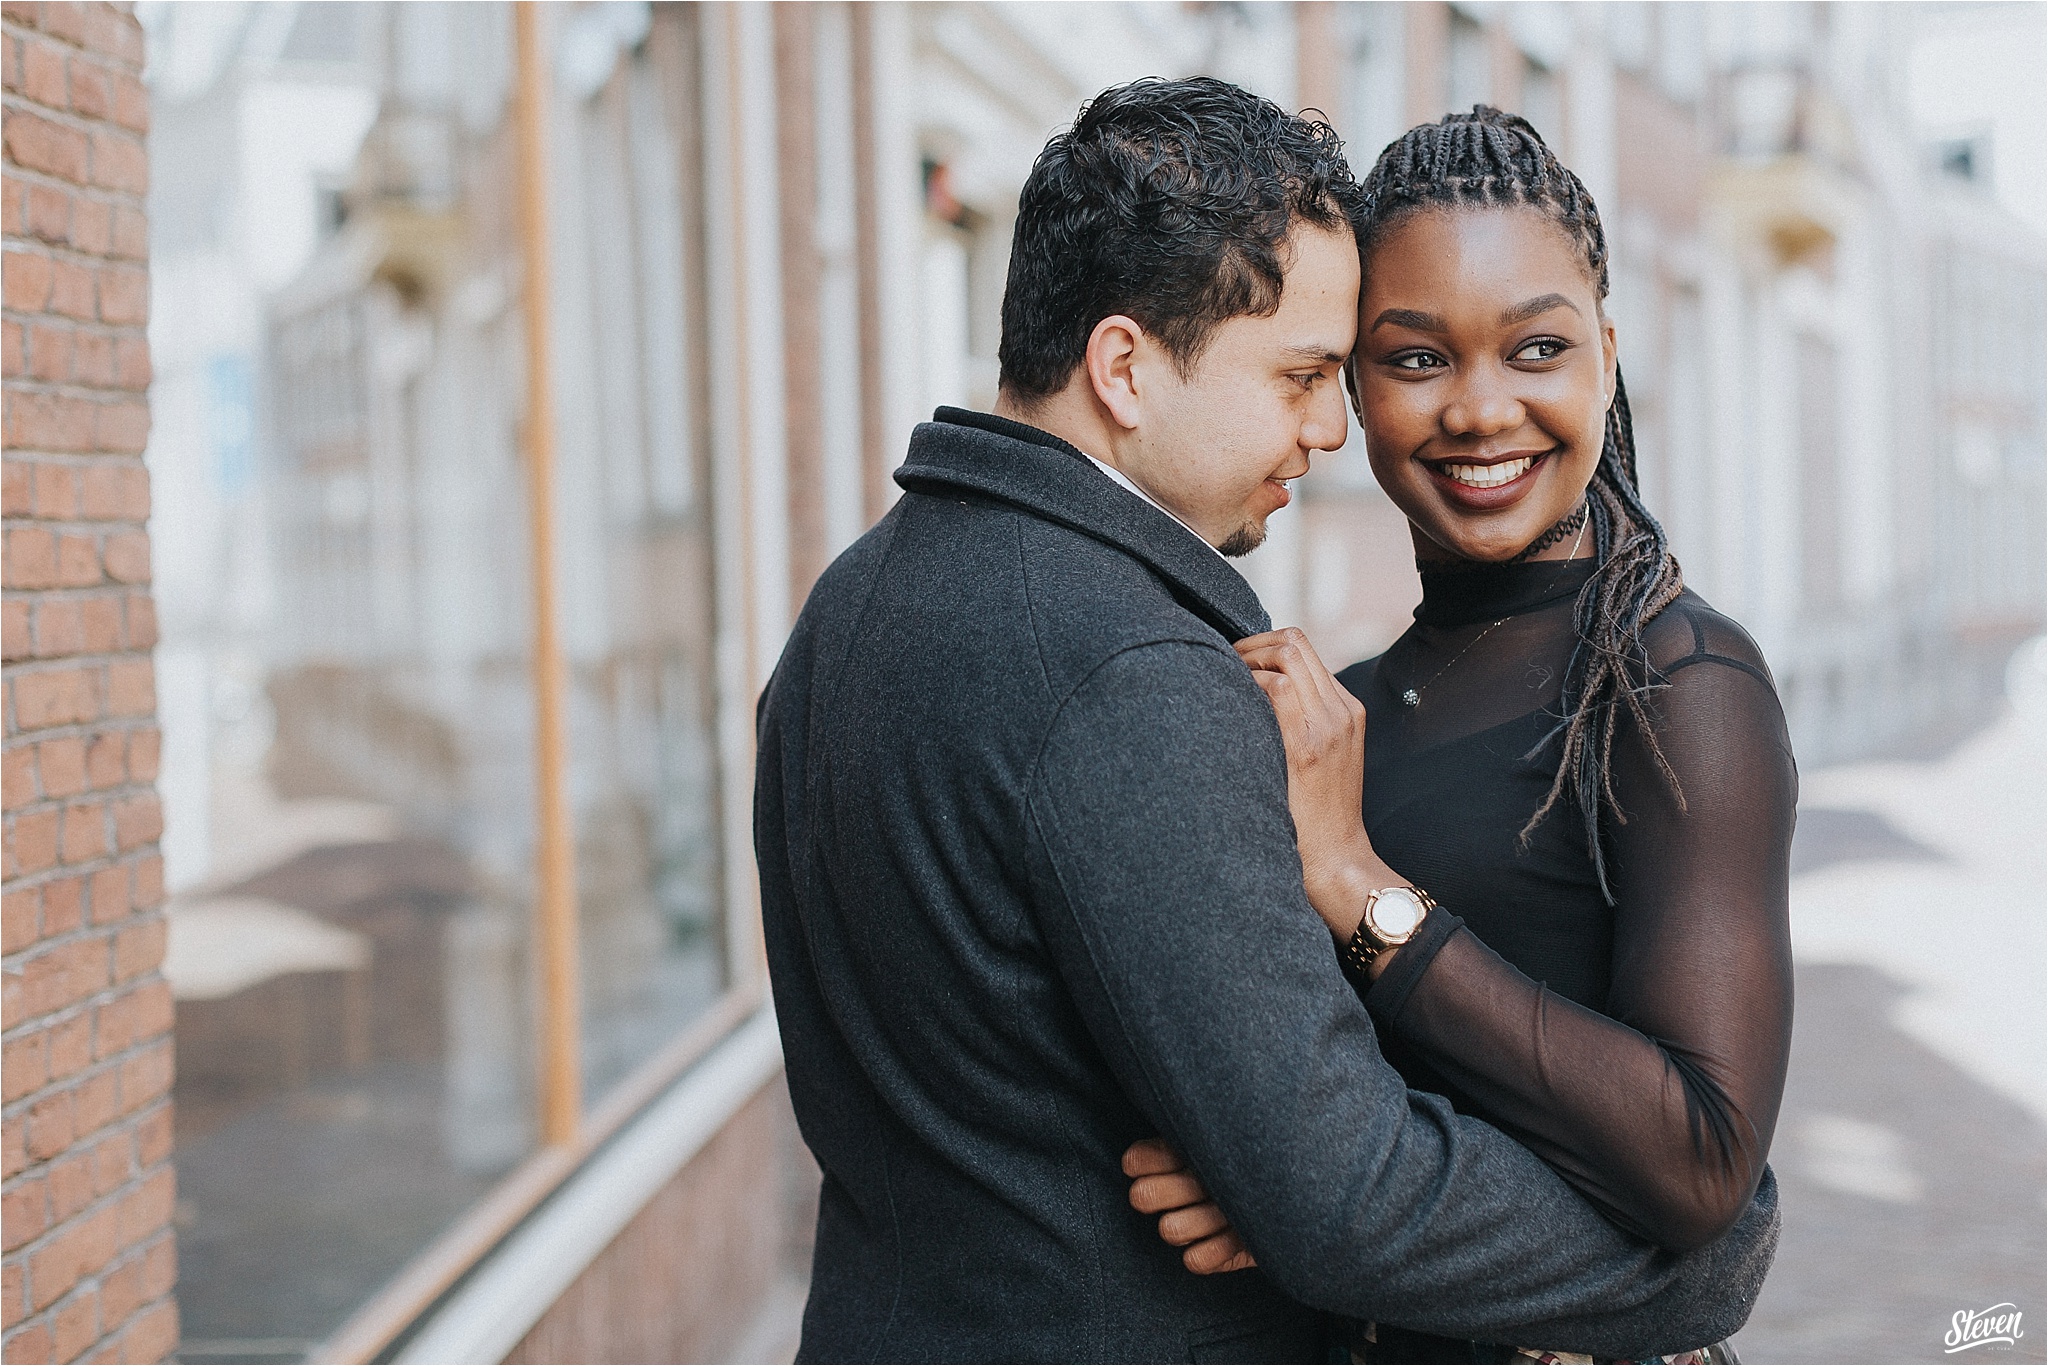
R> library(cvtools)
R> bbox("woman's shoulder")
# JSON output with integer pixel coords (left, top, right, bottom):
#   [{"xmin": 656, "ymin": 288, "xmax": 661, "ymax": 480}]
[
  {"xmin": 1642, "ymin": 588, "xmax": 1776, "ymax": 692},
  {"xmin": 1334, "ymin": 652, "xmax": 1383, "ymax": 702}
]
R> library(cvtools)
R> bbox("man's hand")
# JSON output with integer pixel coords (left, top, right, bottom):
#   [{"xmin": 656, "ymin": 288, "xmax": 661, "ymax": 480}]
[
  {"xmin": 1123, "ymin": 1138, "xmax": 1258, "ymax": 1274},
  {"xmin": 1234, "ymin": 628, "xmax": 1401, "ymax": 939}
]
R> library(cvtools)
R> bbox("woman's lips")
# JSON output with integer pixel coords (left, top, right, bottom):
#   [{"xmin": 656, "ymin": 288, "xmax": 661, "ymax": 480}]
[{"xmin": 1423, "ymin": 451, "xmax": 1550, "ymax": 509}]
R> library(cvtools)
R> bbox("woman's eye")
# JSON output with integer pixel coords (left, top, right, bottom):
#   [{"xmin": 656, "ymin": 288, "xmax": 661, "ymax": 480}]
[
  {"xmin": 1389, "ymin": 351, "xmax": 1444, "ymax": 372},
  {"xmin": 1512, "ymin": 338, "xmax": 1570, "ymax": 362}
]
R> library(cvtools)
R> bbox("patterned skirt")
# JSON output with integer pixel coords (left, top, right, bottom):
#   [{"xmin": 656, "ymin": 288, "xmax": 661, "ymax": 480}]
[{"xmin": 1351, "ymin": 1321, "xmax": 1739, "ymax": 1364}]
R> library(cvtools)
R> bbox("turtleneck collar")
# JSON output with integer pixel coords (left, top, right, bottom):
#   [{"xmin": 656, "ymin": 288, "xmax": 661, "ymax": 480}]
[{"xmin": 1415, "ymin": 555, "xmax": 1599, "ymax": 630}]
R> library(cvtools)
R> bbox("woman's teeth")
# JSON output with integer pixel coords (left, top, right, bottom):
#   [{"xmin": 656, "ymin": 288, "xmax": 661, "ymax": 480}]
[{"xmin": 1442, "ymin": 456, "xmax": 1533, "ymax": 488}]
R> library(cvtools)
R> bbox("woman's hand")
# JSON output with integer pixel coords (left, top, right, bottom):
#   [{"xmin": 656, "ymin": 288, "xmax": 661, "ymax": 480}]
[
  {"xmin": 1122, "ymin": 1138, "xmax": 1257, "ymax": 1274},
  {"xmin": 1234, "ymin": 628, "xmax": 1402, "ymax": 939}
]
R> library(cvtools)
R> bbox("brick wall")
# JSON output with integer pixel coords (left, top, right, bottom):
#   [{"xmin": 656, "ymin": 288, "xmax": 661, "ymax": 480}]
[{"xmin": 1, "ymin": 3, "xmax": 176, "ymax": 1362}]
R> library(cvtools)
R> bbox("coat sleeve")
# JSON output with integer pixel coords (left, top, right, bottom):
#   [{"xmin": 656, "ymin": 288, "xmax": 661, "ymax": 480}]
[{"xmin": 1024, "ymin": 640, "xmax": 1776, "ymax": 1356}]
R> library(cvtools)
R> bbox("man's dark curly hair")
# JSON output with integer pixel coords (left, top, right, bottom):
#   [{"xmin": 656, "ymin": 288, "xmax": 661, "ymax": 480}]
[{"xmin": 997, "ymin": 76, "xmax": 1360, "ymax": 404}]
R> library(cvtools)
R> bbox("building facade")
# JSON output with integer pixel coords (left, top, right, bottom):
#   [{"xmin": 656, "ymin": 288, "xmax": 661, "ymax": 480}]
[{"xmin": 123, "ymin": 2, "xmax": 2048, "ymax": 1363}]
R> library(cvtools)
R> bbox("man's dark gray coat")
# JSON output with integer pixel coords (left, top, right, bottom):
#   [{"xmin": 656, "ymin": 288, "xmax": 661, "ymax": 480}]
[{"xmin": 755, "ymin": 409, "xmax": 1777, "ymax": 1363}]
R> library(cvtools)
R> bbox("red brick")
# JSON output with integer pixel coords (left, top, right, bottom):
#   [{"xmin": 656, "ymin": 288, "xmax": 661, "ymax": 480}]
[
  {"xmin": 84, "ymin": 128, "xmax": 144, "ymax": 195},
  {"xmin": 51, "ymin": 1283, "xmax": 100, "ymax": 1361},
  {"xmin": 85, "ymin": 864, "xmax": 125, "ymax": 926},
  {"xmin": 140, "ymin": 1229, "xmax": 174, "ymax": 1299},
  {"xmin": 70, "ymin": 328, "xmax": 114, "ymax": 387},
  {"xmin": 0, "ymin": 27, "xmax": 18, "ymax": 93},
  {"xmin": 26, "ymin": 1087, "xmax": 77, "ymax": 1162},
  {"xmin": 87, "ymin": 1130, "xmax": 130, "ymax": 1197},
  {"xmin": 130, "ymin": 1108, "xmax": 167, "ymax": 1170},
  {"xmin": 7, "ymin": 389, "xmax": 94, "ymax": 453},
  {"xmin": 68, "ymin": 193, "xmax": 109, "ymax": 256},
  {"xmin": 1, "ymin": 458, "xmax": 29, "ymax": 514},
  {"xmin": 127, "ymin": 856, "xmax": 158, "ymax": 914},
  {"xmin": 117, "ymin": 1297, "xmax": 176, "ymax": 1364},
  {"xmin": 19, "ymin": 31, "xmax": 65, "ymax": 107},
  {"xmin": 41, "ymin": 3, "xmax": 91, "ymax": 48},
  {"xmin": 91, "ymin": 399, "xmax": 146, "ymax": 455},
  {"xmin": 56, "ymin": 532, "xmax": 99, "ymax": 587},
  {"xmin": 26, "ymin": 1202, "xmax": 118, "ymax": 1308},
  {"xmin": 34, "ymin": 597, "xmax": 85, "ymax": 657},
  {"xmin": 30, "ymin": 458, "xmax": 77, "ymax": 517},
  {"xmin": 109, "ymin": 71, "xmax": 145, "ymax": 136},
  {"xmin": 118, "ymin": 730, "xmax": 150, "ymax": 786},
  {"xmin": 1, "ymin": 1259, "xmax": 22, "ymax": 1331},
  {"xmin": 46, "ymin": 1009, "xmax": 92, "ymax": 1081},
  {"xmin": 6, "ymin": 525, "xmax": 59, "ymax": 589},
  {"xmin": 89, "ymin": 6, "xmax": 142, "ymax": 71},
  {"xmin": 119, "ymin": 596, "xmax": 151, "ymax": 652},
  {"xmin": 116, "ymin": 1042, "xmax": 169, "ymax": 1114},
  {"xmin": 83, "ymin": 733, "xmax": 121, "ymax": 791},
  {"xmin": 27, "ymin": 320, "xmax": 73, "ymax": 383},
  {"xmin": 77, "ymin": 464, "xmax": 139, "ymax": 522},
  {"xmin": 4, "ymin": 1322, "xmax": 54, "ymax": 1366},
  {"xmin": 115, "ymin": 1166, "xmax": 171, "ymax": 1248},
  {"xmin": 107, "ymin": 203, "xmax": 143, "ymax": 261},
  {"xmin": 1, "ymin": 1113, "xmax": 28, "ymax": 1180},
  {"xmin": 3, "ymin": 1026, "xmax": 51, "ymax": 1101},
  {"xmin": 3, "ymin": 962, "xmax": 25, "ymax": 1031},
  {"xmin": 20, "ymin": 935, "xmax": 110, "ymax": 1018},
  {"xmin": 0, "ymin": 1175, "xmax": 48, "ymax": 1255},
  {"xmin": 99, "ymin": 531, "xmax": 146, "ymax": 584},
  {"xmin": 110, "ymin": 333, "xmax": 145, "ymax": 388},
  {"xmin": 2, "ymin": 743, "xmax": 34, "ymax": 808},
  {"xmin": 77, "ymin": 596, "xmax": 118, "ymax": 655},
  {"xmin": 1, "ymin": 599, "xmax": 29, "ymax": 661},
  {"xmin": 24, "ymin": 179, "xmax": 70, "ymax": 243},
  {"xmin": 39, "ymin": 875, "xmax": 82, "ymax": 935},
  {"xmin": 9, "ymin": 806, "xmax": 61, "ymax": 875},
  {"xmin": 109, "ymin": 794, "xmax": 155, "ymax": 853},
  {"xmin": 104, "ymin": 660, "xmax": 149, "ymax": 719},
  {"xmin": 68, "ymin": 57, "xmax": 108, "ymax": 122},
  {"xmin": 1, "ymin": 885, "xmax": 39, "ymax": 953},
  {"xmin": 60, "ymin": 799, "xmax": 107, "ymax": 863},
  {"xmin": 2, "ymin": 247, "xmax": 54, "ymax": 311},
  {"xmin": 94, "ymin": 265, "xmax": 143, "ymax": 326},
  {"xmin": 109, "ymin": 921, "xmax": 162, "ymax": 985},
  {"xmin": 47, "ymin": 1151, "xmax": 95, "ymax": 1223},
  {"xmin": 2, "ymin": 317, "xmax": 22, "ymax": 378},
  {"xmin": 37, "ymin": 735, "xmax": 86, "ymax": 798},
  {"xmin": 0, "ymin": 177, "xmax": 20, "ymax": 237},
  {"xmin": 48, "ymin": 256, "xmax": 95, "ymax": 321},
  {"xmin": 96, "ymin": 1252, "xmax": 141, "ymax": 1336},
  {"xmin": 11, "ymin": 665, "xmax": 96, "ymax": 728},
  {"xmin": 2, "ymin": 108, "xmax": 88, "ymax": 183},
  {"xmin": 69, "ymin": 1066, "xmax": 118, "ymax": 1139}
]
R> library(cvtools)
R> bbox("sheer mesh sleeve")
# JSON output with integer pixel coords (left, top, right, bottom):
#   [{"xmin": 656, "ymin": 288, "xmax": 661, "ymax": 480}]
[{"xmin": 1364, "ymin": 600, "xmax": 1797, "ymax": 1250}]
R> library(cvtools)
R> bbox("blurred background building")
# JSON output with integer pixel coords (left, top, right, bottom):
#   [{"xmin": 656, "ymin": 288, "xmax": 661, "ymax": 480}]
[{"xmin": 91, "ymin": 0, "xmax": 2048, "ymax": 1361}]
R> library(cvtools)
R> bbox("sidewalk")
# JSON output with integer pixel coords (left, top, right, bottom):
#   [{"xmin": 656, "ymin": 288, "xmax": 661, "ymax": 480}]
[{"xmin": 1734, "ymin": 639, "xmax": 2047, "ymax": 1365}]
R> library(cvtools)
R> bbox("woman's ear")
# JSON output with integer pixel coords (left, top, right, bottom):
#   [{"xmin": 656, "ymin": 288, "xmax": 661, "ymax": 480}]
[
  {"xmin": 1600, "ymin": 313, "xmax": 1619, "ymax": 409},
  {"xmin": 1085, "ymin": 315, "xmax": 1147, "ymax": 431}
]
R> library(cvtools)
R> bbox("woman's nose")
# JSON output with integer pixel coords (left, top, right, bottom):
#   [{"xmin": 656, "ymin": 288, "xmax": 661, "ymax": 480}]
[{"xmin": 1441, "ymin": 371, "xmax": 1524, "ymax": 437}]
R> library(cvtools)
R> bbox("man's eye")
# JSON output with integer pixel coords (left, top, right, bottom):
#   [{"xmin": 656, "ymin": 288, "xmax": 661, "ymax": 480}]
[
  {"xmin": 1390, "ymin": 351, "xmax": 1443, "ymax": 372},
  {"xmin": 1513, "ymin": 338, "xmax": 1569, "ymax": 362}
]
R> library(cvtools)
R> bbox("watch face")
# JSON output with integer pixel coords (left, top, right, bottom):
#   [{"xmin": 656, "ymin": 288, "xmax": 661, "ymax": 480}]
[{"xmin": 1370, "ymin": 888, "xmax": 1425, "ymax": 941}]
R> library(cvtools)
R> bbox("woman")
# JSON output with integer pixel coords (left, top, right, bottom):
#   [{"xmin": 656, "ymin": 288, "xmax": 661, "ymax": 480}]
[{"xmin": 1124, "ymin": 108, "xmax": 1796, "ymax": 1364}]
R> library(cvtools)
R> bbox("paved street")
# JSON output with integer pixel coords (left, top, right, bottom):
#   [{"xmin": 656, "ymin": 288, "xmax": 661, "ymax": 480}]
[{"xmin": 1733, "ymin": 640, "xmax": 2047, "ymax": 1365}]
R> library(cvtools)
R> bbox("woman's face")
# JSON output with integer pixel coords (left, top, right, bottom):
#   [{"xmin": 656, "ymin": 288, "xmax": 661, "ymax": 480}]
[{"xmin": 1352, "ymin": 206, "xmax": 1617, "ymax": 564}]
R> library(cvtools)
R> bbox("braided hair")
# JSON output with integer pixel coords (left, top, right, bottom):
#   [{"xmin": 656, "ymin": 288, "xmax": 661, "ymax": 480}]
[{"xmin": 1356, "ymin": 107, "xmax": 1686, "ymax": 898}]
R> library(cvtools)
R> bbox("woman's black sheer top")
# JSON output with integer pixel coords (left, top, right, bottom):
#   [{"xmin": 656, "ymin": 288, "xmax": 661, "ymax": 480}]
[{"xmin": 1335, "ymin": 556, "xmax": 1796, "ymax": 1252}]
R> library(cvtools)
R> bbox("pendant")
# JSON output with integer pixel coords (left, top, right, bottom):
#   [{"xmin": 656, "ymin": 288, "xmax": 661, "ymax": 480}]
[{"xmin": 1401, "ymin": 689, "xmax": 1421, "ymax": 707}]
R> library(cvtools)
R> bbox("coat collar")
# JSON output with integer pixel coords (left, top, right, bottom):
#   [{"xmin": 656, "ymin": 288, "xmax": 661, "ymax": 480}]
[{"xmin": 894, "ymin": 407, "xmax": 1272, "ymax": 644}]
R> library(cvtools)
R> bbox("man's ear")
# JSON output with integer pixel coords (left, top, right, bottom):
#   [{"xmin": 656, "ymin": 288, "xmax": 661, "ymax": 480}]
[{"xmin": 1085, "ymin": 315, "xmax": 1147, "ymax": 431}]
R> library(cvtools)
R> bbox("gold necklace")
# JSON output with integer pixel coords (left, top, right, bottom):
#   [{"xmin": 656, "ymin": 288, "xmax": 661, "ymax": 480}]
[{"xmin": 1400, "ymin": 515, "xmax": 1588, "ymax": 709}]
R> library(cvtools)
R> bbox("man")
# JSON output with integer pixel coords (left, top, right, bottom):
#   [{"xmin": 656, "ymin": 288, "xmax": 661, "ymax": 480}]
[{"xmin": 755, "ymin": 78, "xmax": 1775, "ymax": 1362}]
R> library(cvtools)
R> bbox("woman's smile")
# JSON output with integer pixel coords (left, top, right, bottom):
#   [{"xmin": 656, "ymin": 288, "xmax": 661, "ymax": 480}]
[{"xmin": 1422, "ymin": 447, "xmax": 1555, "ymax": 509}]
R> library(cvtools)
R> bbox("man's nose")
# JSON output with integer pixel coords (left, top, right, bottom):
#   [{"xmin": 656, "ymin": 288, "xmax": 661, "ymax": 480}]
[
  {"xmin": 1299, "ymin": 378, "xmax": 1350, "ymax": 457},
  {"xmin": 1440, "ymin": 368, "xmax": 1523, "ymax": 438}
]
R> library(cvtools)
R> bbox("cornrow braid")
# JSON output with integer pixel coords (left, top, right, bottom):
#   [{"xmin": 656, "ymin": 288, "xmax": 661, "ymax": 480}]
[{"xmin": 1356, "ymin": 107, "xmax": 1685, "ymax": 899}]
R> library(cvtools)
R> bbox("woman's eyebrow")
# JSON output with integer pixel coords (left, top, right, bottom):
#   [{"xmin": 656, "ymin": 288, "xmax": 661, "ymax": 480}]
[
  {"xmin": 1499, "ymin": 293, "xmax": 1580, "ymax": 327},
  {"xmin": 1369, "ymin": 307, "xmax": 1446, "ymax": 333}
]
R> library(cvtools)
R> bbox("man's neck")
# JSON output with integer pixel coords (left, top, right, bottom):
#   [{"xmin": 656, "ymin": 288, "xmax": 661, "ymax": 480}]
[{"xmin": 993, "ymin": 387, "xmax": 1130, "ymax": 478}]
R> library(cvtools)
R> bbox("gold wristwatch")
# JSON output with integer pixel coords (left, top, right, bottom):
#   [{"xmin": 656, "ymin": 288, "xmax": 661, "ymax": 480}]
[{"xmin": 1341, "ymin": 884, "xmax": 1435, "ymax": 978}]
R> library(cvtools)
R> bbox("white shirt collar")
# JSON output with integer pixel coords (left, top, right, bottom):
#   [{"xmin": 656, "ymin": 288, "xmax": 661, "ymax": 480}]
[{"xmin": 1079, "ymin": 453, "xmax": 1229, "ymax": 563}]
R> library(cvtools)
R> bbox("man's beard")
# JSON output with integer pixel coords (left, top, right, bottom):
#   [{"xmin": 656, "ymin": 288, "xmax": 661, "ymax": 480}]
[{"xmin": 1217, "ymin": 520, "xmax": 1266, "ymax": 558}]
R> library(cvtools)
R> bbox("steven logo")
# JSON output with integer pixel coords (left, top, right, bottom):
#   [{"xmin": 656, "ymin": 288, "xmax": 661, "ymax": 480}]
[{"xmin": 1946, "ymin": 1304, "xmax": 2025, "ymax": 1353}]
